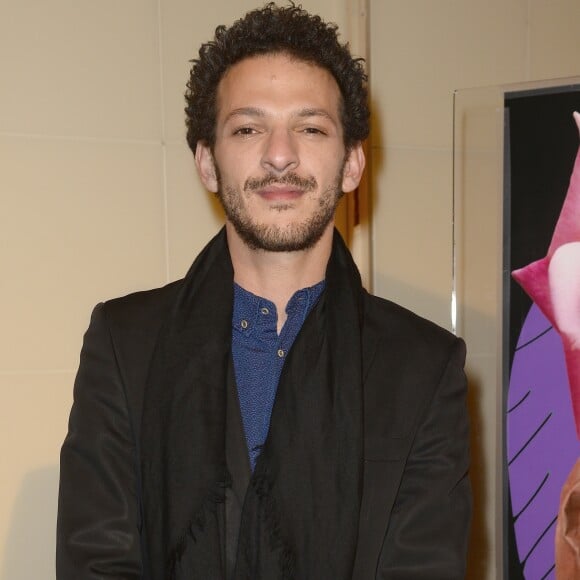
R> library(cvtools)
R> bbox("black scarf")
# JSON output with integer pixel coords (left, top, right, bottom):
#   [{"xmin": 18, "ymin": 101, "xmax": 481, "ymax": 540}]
[{"xmin": 141, "ymin": 229, "xmax": 364, "ymax": 579}]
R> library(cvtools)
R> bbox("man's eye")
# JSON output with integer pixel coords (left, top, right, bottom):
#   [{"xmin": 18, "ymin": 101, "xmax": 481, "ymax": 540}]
[
  {"xmin": 302, "ymin": 127, "xmax": 326, "ymax": 135},
  {"xmin": 233, "ymin": 127, "xmax": 257, "ymax": 136}
]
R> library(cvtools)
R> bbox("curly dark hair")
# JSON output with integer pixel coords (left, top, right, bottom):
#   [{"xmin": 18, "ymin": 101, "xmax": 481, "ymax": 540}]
[{"xmin": 185, "ymin": 2, "xmax": 369, "ymax": 153}]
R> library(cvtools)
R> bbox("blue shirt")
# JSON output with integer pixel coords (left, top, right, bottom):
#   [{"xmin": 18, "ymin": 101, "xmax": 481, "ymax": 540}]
[{"xmin": 231, "ymin": 281, "xmax": 325, "ymax": 470}]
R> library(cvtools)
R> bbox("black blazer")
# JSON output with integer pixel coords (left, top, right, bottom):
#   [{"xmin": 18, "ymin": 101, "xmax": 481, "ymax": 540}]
[{"xmin": 57, "ymin": 236, "xmax": 471, "ymax": 579}]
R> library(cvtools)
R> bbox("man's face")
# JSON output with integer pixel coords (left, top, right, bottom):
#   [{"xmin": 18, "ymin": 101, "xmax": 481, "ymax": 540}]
[{"xmin": 195, "ymin": 53, "xmax": 364, "ymax": 252}]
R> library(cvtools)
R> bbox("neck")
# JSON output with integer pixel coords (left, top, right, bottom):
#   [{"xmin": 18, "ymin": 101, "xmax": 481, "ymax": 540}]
[{"xmin": 226, "ymin": 222, "xmax": 333, "ymax": 332}]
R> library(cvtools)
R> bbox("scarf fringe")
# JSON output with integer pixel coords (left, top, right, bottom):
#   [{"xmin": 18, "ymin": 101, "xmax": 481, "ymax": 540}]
[
  {"xmin": 168, "ymin": 472, "xmax": 233, "ymax": 580},
  {"xmin": 250, "ymin": 463, "xmax": 296, "ymax": 579}
]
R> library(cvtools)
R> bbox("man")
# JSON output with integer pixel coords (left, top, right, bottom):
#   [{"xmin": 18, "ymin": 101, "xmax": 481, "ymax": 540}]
[{"xmin": 57, "ymin": 4, "xmax": 471, "ymax": 579}]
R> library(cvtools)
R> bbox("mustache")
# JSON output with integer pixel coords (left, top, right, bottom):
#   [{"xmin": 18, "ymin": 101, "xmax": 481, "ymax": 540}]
[{"xmin": 243, "ymin": 173, "xmax": 317, "ymax": 192}]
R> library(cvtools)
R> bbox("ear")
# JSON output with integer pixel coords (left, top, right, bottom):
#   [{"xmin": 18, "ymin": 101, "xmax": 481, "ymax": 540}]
[
  {"xmin": 195, "ymin": 141, "xmax": 218, "ymax": 193},
  {"xmin": 342, "ymin": 142, "xmax": 366, "ymax": 193}
]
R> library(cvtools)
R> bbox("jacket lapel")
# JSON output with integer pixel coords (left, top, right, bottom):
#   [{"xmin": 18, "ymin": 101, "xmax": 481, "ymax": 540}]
[{"xmin": 353, "ymin": 309, "xmax": 404, "ymax": 579}]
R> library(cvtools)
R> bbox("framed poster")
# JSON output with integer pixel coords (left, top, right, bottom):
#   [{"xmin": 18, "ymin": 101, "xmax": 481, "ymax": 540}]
[
  {"xmin": 504, "ymin": 87, "xmax": 580, "ymax": 579},
  {"xmin": 452, "ymin": 79, "xmax": 580, "ymax": 579}
]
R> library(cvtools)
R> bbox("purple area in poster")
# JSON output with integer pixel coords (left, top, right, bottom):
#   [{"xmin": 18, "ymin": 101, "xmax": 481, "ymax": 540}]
[{"xmin": 507, "ymin": 303, "xmax": 580, "ymax": 578}]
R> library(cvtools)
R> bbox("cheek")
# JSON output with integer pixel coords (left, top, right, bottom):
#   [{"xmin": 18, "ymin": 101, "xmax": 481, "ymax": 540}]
[{"xmin": 215, "ymin": 152, "xmax": 258, "ymax": 185}]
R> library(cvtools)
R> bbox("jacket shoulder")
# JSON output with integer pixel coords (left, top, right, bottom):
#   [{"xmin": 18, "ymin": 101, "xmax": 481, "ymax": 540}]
[
  {"xmin": 91, "ymin": 280, "xmax": 187, "ymax": 390},
  {"xmin": 362, "ymin": 291, "xmax": 461, "ymax": 357},
  {"xmin": 100, "ymin": 278, "xmax": 184, "ymax": 333}
]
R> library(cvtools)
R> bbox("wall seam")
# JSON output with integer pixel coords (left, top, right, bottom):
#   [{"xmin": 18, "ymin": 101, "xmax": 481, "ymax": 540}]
[
  {"xmin": 525, "ymin": 0, "xmax": 532, "ymax": 80},
  {"xmin": 0, "ymin": 132, "xmax": 161, "ymax": 145},
  {"xmin": 0, "ymin": 370, "xmax": 76, "ymax": 376},
  {"xmin": 156, "ymin": 0, "xmax": 171, "ymax": 283}
]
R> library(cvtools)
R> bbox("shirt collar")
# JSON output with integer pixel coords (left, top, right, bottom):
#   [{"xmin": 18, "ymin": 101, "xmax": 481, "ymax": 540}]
[{"xmin": 232, "ymin": 280, "xmax": 326, "ymax": 336}]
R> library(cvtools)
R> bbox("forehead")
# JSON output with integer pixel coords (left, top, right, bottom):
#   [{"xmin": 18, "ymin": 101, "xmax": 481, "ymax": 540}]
[{"xmin": 216, "ymin": 53, "xmax": 341, "ymax": 120}]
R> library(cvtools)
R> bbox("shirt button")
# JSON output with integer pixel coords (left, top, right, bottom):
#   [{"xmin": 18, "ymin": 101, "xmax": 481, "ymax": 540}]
[
  {"xmin": 277, "ymin": 349, "xmax": 285, "ymax": 358},
  {"xmin": 260, "ymin": 307, "xmax": 269, "ymax": 315},
  {"xmin": 241, "ymin": 319, "xmax": 248, "ymax": 329}
]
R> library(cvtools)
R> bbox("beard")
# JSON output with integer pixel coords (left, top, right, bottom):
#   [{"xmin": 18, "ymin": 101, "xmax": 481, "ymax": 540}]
[{"xmin": 216, "ymin": 167, "xmax": 345, "ymax": 253}]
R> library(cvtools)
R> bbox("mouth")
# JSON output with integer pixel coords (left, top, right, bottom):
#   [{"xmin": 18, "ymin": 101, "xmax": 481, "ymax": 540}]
[
  {"xmin": 257, "ymin": 185, "xmax": 305, "ymax": 202},
  {"xmin": 244, "ymin": 173, "xmax": 317, "ymax": 203}
]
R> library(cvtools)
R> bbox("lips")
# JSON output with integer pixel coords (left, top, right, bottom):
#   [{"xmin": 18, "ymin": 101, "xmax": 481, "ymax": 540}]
[{"xmin": 257, "ymin": 186, "xmax": 305, "ymax": 202}]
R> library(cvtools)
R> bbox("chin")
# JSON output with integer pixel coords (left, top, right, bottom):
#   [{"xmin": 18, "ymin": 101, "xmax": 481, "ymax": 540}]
[{"xmin": 232, "ymin": 220, "xmax": 332, "ymax": 253}]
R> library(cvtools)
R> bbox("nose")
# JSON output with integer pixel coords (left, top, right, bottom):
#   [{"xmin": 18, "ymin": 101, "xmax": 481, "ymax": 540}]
[{"xmin": 260, "ymin": 128, "xmax": 299, "ymax": 174}]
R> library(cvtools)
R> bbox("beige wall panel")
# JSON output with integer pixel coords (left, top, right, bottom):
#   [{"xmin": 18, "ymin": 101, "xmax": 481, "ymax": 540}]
[
  {"xmin": 164, "ymin": 142, "xmax": 224, "ymax": 279},
  {"xmin": 369, "ymin": 0, "xmax": 527, "ymax": 149},
  {"xmin": 0, "ymin": 372, "xmax": 73, "ymax": 580},
  {"xmin": 0, "ymin": 0, "xmax": 161, "ymax": 140},
  {"xmin": 0, "ymin": 137, "xmax": 166, "ymax": 372},
  {"xmin": 529, "ymin": 0, "xmax": 580, "ymax": 79},
  {"xmin": 371, "ymin": 146, "xmax": 454, "ymax": 329}
]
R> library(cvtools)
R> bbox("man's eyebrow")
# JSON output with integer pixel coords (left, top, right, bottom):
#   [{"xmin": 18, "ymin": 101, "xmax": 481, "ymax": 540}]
[
  {"xmin": 223, "ymin": 107, "xmax": 266, "ymax": 123},
  {"xmin": 295, "ymin": 108, "xmax": 335, "ymax": 121},
  {"xmin": 223, "ymin": 107, "xmax": 336, "ymax": 123}
]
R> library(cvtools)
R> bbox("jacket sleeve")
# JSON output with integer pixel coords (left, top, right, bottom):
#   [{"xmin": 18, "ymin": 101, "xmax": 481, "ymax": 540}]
[
  {"xmin": 377, "ymin": 338, "xmax": 472, "ymax": 579},
  {"xmin": 56, "ymin": 302, "xmax": 143, "ymax": 579}
]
